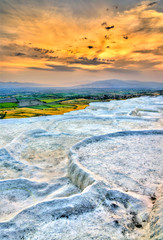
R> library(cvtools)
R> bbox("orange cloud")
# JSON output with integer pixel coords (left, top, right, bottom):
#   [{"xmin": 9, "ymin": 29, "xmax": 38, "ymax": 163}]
[{"xmin": 0, "ymin": 0, "xmax": 162, "ymax": 80}]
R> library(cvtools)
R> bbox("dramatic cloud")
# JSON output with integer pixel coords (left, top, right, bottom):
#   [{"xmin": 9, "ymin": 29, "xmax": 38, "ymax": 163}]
[
  {"xmin": 0, "ymin": 0, "xmax": 163, "ymax": 84},
  {"xmin": 103, "ymin": 68, "xmax": 140, "ymax": 74},
  {"xmin": 0, "ymin": 43, "xmax": 58, "ymax": 61},
  {"xmin": 68, "ymin": 57, "xmax": 110, "ymax": 65},
  {"xmin": 148, "ymin": 1, "xmax": 158, "ymax": 7},
  {"xmin": 134, "ymin": 45, "xmax": 163, "ymax": 55},
  {"xmin": 105, "ymin": 26, "xmax": 115, "ymax": 30},
  {"xmin": 29, "ymin": 64, "xmax": 81, "ymax": 72}
]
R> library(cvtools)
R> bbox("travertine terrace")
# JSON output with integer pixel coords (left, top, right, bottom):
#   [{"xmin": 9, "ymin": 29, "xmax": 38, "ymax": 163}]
[{"xmin": 0, "ymin": 96, "xmax": 163, "ymax": 240}]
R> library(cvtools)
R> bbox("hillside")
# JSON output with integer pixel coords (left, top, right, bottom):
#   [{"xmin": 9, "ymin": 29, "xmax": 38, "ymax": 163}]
[{"xmin": 73, "ymin": 79, "xmax": 163, "ymax": 89}]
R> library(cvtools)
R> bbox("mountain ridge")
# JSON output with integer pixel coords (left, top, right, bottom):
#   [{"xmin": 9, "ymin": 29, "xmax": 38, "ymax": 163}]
[
  {"xmin": 0, "ymin": 82, "xmax": 43, "ymax": 88},
  {"xmin": 72, "ymin": 79, "xmax": 163, "ymax": 89},
  {"xmin": 0, "ymin": 79, "xmax": 163, "ymax": 89}
]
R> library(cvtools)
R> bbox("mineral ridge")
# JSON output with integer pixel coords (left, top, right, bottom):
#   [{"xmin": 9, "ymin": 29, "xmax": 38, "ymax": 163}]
[{"xmin": 0, "ymin": 96, "xmax": 163, "ymax": 240}]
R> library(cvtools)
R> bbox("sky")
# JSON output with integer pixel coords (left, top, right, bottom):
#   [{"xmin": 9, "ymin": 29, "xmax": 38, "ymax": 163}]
[{"xmin": 0, "ymin": 0, "xmax": 163, "ymax": 86}]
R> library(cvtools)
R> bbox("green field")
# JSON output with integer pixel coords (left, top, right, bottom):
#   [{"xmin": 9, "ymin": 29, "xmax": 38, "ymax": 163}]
[
  {"xmin": 26, "ymin": 105, "xmax": 51, "ymax": 109},
  {"xmin": 26, "ymin": 103, "xmax": 75, "ymax": 109},
  {"xmin": 0, "ymin": 89, "xmax": 162, "ymax": 119},
  {"xmin": 48, "ymin": 103, "xmax": 74, "ymax": 108},
  {"xmin": 40, "ymin": 98, "xmax": 65, "ymax": 103},
  {"xmin": 0, "ymin": 103, "xmax": 18, "ymax": 109}
]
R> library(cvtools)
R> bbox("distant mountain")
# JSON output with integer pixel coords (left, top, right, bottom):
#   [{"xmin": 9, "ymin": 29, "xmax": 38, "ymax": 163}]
[
  {"xmin": 73, "ymin": 79, "xmax": 163, "ymax": 89},
  {"xmin": 0, "ymin": 80, "xmax": 163, "ymax": 90},
  {"xmin": 0, "ymin": 82, "xmax": 43, "ymax": 88}
]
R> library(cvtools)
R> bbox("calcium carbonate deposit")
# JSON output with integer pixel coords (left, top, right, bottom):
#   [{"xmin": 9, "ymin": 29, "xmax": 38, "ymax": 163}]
[{"xmin": 0, "ymin": 96, "xmax": 163, "ymax": 240}]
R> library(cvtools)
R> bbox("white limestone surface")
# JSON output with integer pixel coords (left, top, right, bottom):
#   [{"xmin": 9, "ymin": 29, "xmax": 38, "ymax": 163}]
[
  {"xmin": 72, "ymin": 131, "xmax": 163, "ymax": 197},
  {"xmin": 0, "ymin": 96, "xmax": 163, "ymax": 240}
]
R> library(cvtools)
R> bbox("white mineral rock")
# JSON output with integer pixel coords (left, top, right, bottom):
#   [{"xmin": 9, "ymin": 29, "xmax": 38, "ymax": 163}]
[{"xmin": 0, "ymin": 96, "xmax": 162, "ymax": 239}]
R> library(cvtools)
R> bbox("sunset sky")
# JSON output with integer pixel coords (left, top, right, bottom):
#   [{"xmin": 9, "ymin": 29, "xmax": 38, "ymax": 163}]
[{"xmin": 0, "ymin": 0, "xmax": 163, "ymax": 86}]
